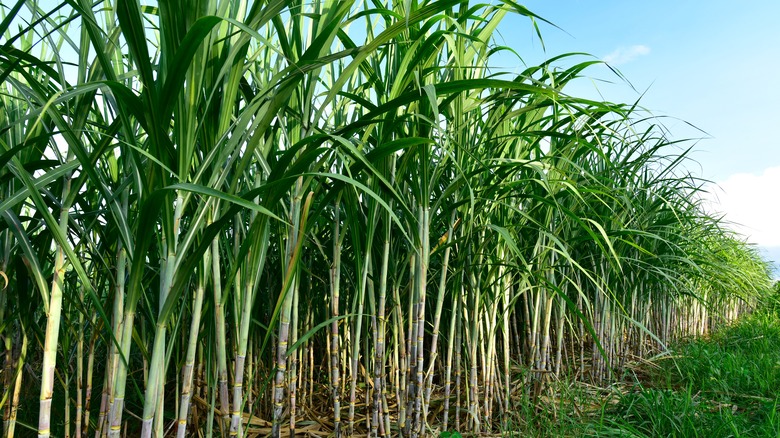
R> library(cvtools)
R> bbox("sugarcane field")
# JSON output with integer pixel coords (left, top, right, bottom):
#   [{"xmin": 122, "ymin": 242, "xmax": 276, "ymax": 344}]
[{"xmin": 2, "ymin": 1, "xmax": 779, "ymax": 437}]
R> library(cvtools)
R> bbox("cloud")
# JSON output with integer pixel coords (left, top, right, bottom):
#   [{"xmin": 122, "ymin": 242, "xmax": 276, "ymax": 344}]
[
  {"xmin": 703, "ymin": 166, "xmax": 780, "ymax": 246},
  {"xmin": 602, "ymin": 45, "xmax": 651, "ymax": 65}
]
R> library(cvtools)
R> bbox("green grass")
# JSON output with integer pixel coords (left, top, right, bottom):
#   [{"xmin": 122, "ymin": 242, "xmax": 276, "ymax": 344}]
[
  {"xmin": 586, "ymin": 307, "xmax": 780, "ymax": 437},
  {"xmin": 486, "ymin": 301, "xmax": 780, "ymax": 438}
]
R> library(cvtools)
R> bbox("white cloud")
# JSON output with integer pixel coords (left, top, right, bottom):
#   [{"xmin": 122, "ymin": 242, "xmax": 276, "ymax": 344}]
[
  {"xmin": 602, "ymin": 45, "xmax": 651, "ymax": 65},
  {"xmin": 703, "ymin": 166, "xmax": 780, "ymax": 246}
]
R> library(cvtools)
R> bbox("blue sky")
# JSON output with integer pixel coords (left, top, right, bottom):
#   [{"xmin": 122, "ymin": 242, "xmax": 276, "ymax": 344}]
[{"xmin": 492, "ymin": 1, "xmax": 780, "ymax": 266}]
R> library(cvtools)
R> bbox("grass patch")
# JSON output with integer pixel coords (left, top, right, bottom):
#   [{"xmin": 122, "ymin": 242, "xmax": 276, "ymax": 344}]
[
  {"xmin": 588, "ymin": 309, "xmax": 780, "ymax": 437},
  {"xmin": 450, "ymin": 306, "xmax": 780, "ymax": 437}
]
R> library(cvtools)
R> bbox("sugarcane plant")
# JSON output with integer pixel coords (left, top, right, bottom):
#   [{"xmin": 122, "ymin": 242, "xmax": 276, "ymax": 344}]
[{"xmin": 0, "ymin": 1, "xmax": 773, "ymax": 437}]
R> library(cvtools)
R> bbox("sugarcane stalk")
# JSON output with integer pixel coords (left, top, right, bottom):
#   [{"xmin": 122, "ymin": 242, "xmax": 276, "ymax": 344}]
[
  {"xmin": 554, "ymin": 292, "xmax": 566, "ymax": 377},
  {"xmin": 38, "ymin": 171, "xmax": 74, "ymax": 438},
  {"xmin": 329, "ymin": 196, "xmax": 343, "ymax": 438},
  {"xmin": 101, "ymin": 191, "xmax": 128, "ymax": 438},
  {"xmin": 176, "ymin": 247, "xmax": 212, "ymax": 438},
  {"xmin": 140, "ymin": 192, "xmax": 183, "ymax": 438},
  {"xmin": 502, "ymin": 257, "xmax": 512, "ymax": 422},
  {"xmin": 347, "ymin": 250, "xmax": 370, "ymax": 436},
  {"xmin": 404, "ymin": 254, "xmax": 417, "ymax": 437},
  {"xmin": 272, "ymin": 186, "xmax": 309, "ymax": 438},
  {"xmin": 483, "ymin": 289, "xmax": 500, "ymax": 429},
  {"xmin": 455, "ymin": 291, "xmax": 463, "ymax": 432},
  {"xmin": 6, "ymin": 325, "xmax": 26, "ymax": 438},
  {"xmin": 84, "ymin": 318, "xmax": 96, "ymax": 438},
  {"xmin": 211, "ymin": 229, "xmax": 231, "ymax": 433},
  {"xmin": 289, "ymin": 273, "xmax": 300, "ymax": 437},
  {"xmin": 230, "ymin": 217, "xmax": 269, "ymax": 437},
  {"xmin": 467, "ymin": 267, "xmax": 481, "ymax": 433},
  {"xmin": 442, "ymin": 283, "xmax": 459, "ymax": 431},
  {"xmin": 412, "ymin": 206, "xmax": 429, "ymax": 437},
  {"xmin": 75, "ymin": 286, "xmax": 85, "ymax": 438},
  {"xmin": 424, "ymin": 211, "xmax": 456, "ymax": 411},
  {"xmin": 373, "ymin": 205, "xmax": 392, "ymax": 437},
  {"xmin": 392, "ymin": 284, "xmax": 406, "ymax": 433}
]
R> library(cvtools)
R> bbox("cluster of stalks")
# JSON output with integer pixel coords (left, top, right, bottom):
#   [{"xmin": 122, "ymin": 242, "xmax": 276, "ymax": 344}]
[{"xmin": 0, "ymin": 1, "xmax": 772, "ymax": 437}]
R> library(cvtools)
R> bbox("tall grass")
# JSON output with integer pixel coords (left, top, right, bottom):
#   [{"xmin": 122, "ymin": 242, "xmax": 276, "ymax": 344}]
[{"xmin": 0, "ymin": 1, "xmax": 772, "ymax": 437}]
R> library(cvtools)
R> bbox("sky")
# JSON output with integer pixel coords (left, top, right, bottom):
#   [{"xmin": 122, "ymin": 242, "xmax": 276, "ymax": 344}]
[{"xmin": 492, "ymin": 1, "xmax": 780, "ymax": 268}]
